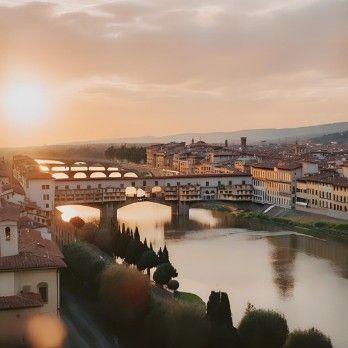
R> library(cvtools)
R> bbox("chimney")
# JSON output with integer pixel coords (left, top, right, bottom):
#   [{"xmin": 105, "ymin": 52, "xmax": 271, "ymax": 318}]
[
  {"xmin": 225, "ymin": 140, "xmax": 228, "ymax": 147},
  {"xmin": 191, "ymin": 138, "xmax": 194, "ymax": 145}
]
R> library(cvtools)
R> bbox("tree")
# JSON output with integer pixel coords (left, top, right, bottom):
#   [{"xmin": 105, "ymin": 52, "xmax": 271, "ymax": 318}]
[
  {"xmin": 284, "ymin": 328, "xmax": 333, "ymax": 348},
  {"xmin": 238, "ymin": 309, "xmax": 289, "ymax": 348},
  {"xmin": 62, "ymin": 241, "xmax": 111, "ymax": 298},
  {"xmin": 167, "ymin": 279, "xmax": 179, "ymax": 292},
  {"xmin": 153, "ymin": 263, "xmax": 178, "ymax": 288},
  {"xmin": 207, "ymin": 291, "xmax": 220, "ymax": 324},
  {"xmin": 207, "ymin": 291, "xmax": 240, "ymax": 347},
  {"xmin": 99, "ymin": 264, "xmax": 151, "ymax": 331},
  {"xmin": 219, "ymin": 292, "xmax": 233, "ymax": 327},
  {"xmin": 144, "ymin": 300, "xmax": 211, "ymax": 348},
  {"xmin": 163, "ymin": 245, "xmax": 169, "ymax": 262},
  {"xmin": 69, "ymin": 216, "xmax": 85, "ymax": 230},
  {"xmin": 138, "ymin": 249, "xmax": 159, "ymax": 277}
]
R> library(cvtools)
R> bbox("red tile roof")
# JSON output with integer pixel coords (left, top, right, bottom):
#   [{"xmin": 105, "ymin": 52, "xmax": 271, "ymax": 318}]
[
  {"xmin": 0, "ymin": 292, "xmax": 43, "ymax": 310},
  {"xmin": 0, "ymin": 206, "xmax": 21, "ymax": 222},
  {"xmin": 0, "ymin": 229, "xmax": 66, "ymax": 271}
]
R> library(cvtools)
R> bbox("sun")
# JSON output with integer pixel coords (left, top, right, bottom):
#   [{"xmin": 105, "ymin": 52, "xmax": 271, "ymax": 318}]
[{"xmin": 3, "ymin": 80, "xmax": 48, "ymax": 124}]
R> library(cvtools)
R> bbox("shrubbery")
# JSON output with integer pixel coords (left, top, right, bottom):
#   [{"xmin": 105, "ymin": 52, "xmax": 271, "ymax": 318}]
[
  {"xmin": 62, "ymin": 241, "xmax": 111, "ymax": 297},
  {"xmin": 238, "ymin": 308, "xmax": 289, "ymax": 348},
  {"xmin": 284, "ymin": 328, "xmax": 333, "ymax": 348},
  {"xmin": 99, "ymin": 264, "xmax": 151, "ymax": 331}
]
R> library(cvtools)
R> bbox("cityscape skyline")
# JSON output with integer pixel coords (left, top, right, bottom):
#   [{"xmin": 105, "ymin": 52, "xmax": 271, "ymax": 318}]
[{"xmin": 0, "ymin": 0, "xmax": 347, "ymax": 147}]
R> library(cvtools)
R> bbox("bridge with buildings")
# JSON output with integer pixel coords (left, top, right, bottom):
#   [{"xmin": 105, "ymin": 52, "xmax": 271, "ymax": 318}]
[
  {"xmin": 36, "ymin": 158, "xmax": 151, "ymax": 179},
  {"xmin": 54, "ymin": 173, "xmax": 253, "ymax": 229}
]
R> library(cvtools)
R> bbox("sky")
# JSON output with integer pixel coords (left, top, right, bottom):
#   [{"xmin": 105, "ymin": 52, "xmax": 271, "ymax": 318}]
[{"xmin": 0, "ymin": 0, "xmax": 347, "ymax": 147}]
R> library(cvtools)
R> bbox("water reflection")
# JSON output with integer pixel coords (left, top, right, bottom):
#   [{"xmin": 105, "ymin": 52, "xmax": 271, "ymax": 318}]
[{"xmin": 268, "ymin": 235, "xmax": 297, "ymax": 298}]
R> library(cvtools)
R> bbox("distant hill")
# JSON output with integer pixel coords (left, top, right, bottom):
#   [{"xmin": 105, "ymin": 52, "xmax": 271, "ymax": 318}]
[
  {"xmin": 310, "ymin": 130, "xmax": 348, "ymax": 144},
  {"xmin": 85, "ymin": 122, "xmax": 348, "ymax": 144}
]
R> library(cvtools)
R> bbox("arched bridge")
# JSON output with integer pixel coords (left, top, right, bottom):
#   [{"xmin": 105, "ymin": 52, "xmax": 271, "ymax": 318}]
[{"xmin": 54, "ymin": 173, "xmax": 253, "ymax": 230}]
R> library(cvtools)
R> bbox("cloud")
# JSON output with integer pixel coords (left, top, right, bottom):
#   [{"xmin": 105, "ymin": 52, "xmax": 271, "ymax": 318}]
[{"xmin": 0, "ymin": 0, "xmax": 347, "ymax": 146}]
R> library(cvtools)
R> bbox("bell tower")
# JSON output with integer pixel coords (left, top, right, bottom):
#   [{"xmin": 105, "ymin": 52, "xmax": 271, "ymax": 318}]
[{"xmin": 0, "ymin": 219, "xmax": 19, "ymax": 257}]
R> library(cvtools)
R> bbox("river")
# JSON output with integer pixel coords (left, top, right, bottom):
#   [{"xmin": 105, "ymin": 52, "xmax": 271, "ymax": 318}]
[{"xmin": 57, "ymin": 202, "xmax": 348, "ymax": 347}]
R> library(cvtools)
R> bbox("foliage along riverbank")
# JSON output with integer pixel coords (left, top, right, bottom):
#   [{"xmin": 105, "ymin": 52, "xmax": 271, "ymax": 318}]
[{"xmin": 196, "ymin": 202, "xmax": 348, "ymax": 242}]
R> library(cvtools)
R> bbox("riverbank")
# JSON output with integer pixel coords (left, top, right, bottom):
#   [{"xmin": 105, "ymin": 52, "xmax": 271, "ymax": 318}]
[{"xmin": 195, "ymin": 202, "xmax": 348, "ymax": 242}]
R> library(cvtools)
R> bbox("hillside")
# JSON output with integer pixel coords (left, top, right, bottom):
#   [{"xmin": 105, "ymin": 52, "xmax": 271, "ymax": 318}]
[
  {"xmin": 85, "ymin": 122, "xmax": 348, "ymax": 144},
  {"xmin": 311, "ymin": 130, "xmax": 348, "ymax": 144}
]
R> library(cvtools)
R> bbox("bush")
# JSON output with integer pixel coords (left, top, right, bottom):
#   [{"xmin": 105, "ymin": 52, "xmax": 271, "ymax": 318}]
[
  {"xmin": 62, "ymin": 241, "xmax": 111, "ymax": 296},
  {"xmin": 99, "ymin": 264, "xmax": 151, "ymax": 331},
  {"xmin": 145, "ymin": 300, "xmax": 211, "ymax": 348},
  {"xmin": 238, "ymin": 309, "xmax": 289, "ymax": 348},
  {"xmin": 153, "ymin": 263, "xmax": 178, "ymax": 288},
  {"xmin": 284, "ymin": 328, "xmax": 333, "ymax": 348},
  {"xmin": 168, "ymin": 279, "xmax": 179, "ymax": 292}
]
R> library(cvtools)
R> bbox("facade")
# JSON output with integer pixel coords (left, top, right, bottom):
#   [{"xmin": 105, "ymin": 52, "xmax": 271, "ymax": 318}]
[
  {"xmin": 296, "ymin": 174, "xmax": 348, "ymax": 220},
  {"xmin": 13, "ymin": 156, "xmax": 55, "ymax": 213},
  {"xmin": 54, "ymin": 173, "xmax": 253, "ymax": 206},
  {"xmin": 251, "ymin": 161, "xmax": 319, "ymax": 208},
  {"xmin": 0, "ymin": 208, "xmax": 65, "ymax": 339}
]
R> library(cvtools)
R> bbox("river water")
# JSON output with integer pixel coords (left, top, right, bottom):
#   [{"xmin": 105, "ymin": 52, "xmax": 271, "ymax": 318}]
[{"xmin": 57, "ymin": 202, "xmax": 348, "ymax": 347}]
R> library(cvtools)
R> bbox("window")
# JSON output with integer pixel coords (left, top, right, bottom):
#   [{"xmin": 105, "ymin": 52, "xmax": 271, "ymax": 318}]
[
  {"xmin": 206, "ymin": 181, "xmax": 209, "ymax": 187},
  {"xmin": 77, "ymin": 185, "xmax": 80, "ymax": 189},
  {"xmin": 242, "ymin": 180, "xmax": 246, "ymax": 185},
  {"xmin": 46, "ymin": 204, "xmax": 50, "ymax": 208},
  {"xmin": 143, "ymin": 181, "xmax": 146, "ymax": 187},
  {"xmin": 155, "ymin": 181, "xmax": 159, "ymax": 186},
  {"xmin": 37, "ymin": 283, "xmax": 48, "ymax": 303},
  {"xmin": 5, "ymin": 227, "xmax": 11, "ymax": 241},
  {"xmin": 132, "ymin": 182, "xmax": 135, "ymax": 187}
]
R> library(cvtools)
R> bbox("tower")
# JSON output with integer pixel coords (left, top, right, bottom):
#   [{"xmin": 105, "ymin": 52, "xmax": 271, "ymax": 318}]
[
  {"xmin": 241, "ymin": 137, "xmax": 247, "ymax": 152},
  {"xmin": 0, "ymin": 217, "xmax": 19, "ymax": 257}
]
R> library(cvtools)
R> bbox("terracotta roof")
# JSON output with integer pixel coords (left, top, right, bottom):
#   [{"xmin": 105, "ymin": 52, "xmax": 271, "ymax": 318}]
[
  {"xmin": 1, "ymin": 179, "xmax": 25, "ymax": 195},
  {"xmin": 0, "ymin": 206, "xmax": 21, "ymax": 222},
  {"xmin": 0, "ymin": 292, "xmax": 43, "ymax": 310},
  {"xmin": 19, "ymin": 216, "xmax": 47, "ymax": 230},
  {"xmin": 298, "ymin": 174, "xmax": 348, "ymax": 188},
  {"xmin": 24, "ymin": 171, "xmax": 53, "ymax": 180},
  {"xmin": 0, "ymin": 229, "xmax": 66, "ymax": 271}
]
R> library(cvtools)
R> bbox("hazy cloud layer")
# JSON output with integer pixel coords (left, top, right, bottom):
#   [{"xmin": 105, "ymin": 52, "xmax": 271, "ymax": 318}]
[{"xmin": 0, "ymin": 0, "xmax": 347, "ymax": 146}]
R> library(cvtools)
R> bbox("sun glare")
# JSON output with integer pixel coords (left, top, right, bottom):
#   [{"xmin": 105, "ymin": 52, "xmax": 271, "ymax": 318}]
[{"xmin": 3, "ymin": 80, "xmax": 48, "ymax": 124}]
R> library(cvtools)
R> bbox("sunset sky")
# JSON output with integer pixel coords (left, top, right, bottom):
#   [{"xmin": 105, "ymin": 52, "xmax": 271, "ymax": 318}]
[{"xmin": 0, "ymin": 0, "xmax": 347, "ymax": 147}]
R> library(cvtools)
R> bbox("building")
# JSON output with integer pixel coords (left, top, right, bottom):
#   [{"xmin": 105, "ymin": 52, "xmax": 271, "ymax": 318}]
[
  {"xmin": 13, "ymin": 156, "xmax": 55, "ymax": 214},
  {"xmin": 207, "ymin": 151, "xmax": 238, "ymax": 164},
  {"xmin": 0, "ymin": 207, "xmax": 66, "ymax": 339},
  {"xmin": 146, "ymin": 142, "xmax": 186, "ymax": 169},
  {"xmin": 296, "ymin": 174, "xmax": 348, "ymax": 220},
  {"xmin": 251, "ymin": 161, "xmax": 319, "ymax": 208}
]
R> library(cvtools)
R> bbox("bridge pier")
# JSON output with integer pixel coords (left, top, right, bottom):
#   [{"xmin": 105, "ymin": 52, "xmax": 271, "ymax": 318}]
[
  {"xmin": 99, "ymin": 202, "xmax": 118, "ymax": 232},
  {"xmin": 171, "ymin": 201, "xmax": 190, "ymax": 216}
]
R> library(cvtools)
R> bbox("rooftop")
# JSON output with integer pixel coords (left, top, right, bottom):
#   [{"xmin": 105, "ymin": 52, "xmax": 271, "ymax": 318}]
[
  {"xmin": 0, "ymin": 229, "xmax": 66, "ymax": 271},
  {"xmin": 0, "ymin": 292, "xmax": 43, "ymax": 310},
  {"xmin": 297, "ymin": 174, "xmax": 348, "ymax": 188}
]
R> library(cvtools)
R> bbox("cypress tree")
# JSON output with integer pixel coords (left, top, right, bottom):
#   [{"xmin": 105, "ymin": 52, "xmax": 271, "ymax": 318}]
[
  {"xmin": 220, "ymin": 292, "xmax": 233, "ymax": 327},
  {"xmin": 163, "ymin": 245, "xmax": 169, "ymax": 262}
]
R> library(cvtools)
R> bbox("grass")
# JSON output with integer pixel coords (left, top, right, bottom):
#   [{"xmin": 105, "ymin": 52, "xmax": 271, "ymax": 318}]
[
  {"xmin": 238, "ymin": 211, "xmax": 348, "ymax": 242},
  {"xmin": 174, "ymin": 291, "xmax": 205, "ymax": 306}
]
